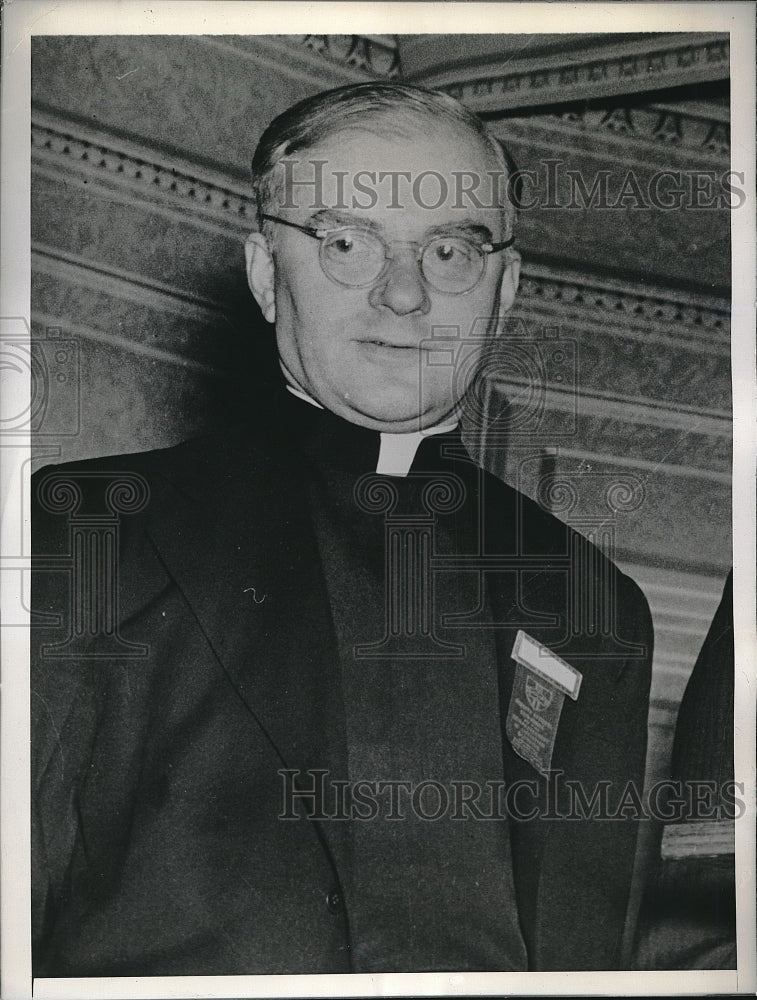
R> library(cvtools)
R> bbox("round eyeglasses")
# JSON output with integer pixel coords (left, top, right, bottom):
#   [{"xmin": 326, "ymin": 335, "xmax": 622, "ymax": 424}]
[{"xmin": 261, "ymin": 214, "xmax": 515, "ymax": 295}]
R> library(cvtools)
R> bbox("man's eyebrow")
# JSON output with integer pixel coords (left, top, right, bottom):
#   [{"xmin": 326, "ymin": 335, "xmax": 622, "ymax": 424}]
[
  {"xmin": 308, "ymin": 209, "xmax": 382, "ymax": 232},
  {"xmin": 308, "ymin": 210, "xmax": 495, "ymax": 242},
  {"xmin": 425, "ymin": 221, "xmax": 495, "ymax": 242}
]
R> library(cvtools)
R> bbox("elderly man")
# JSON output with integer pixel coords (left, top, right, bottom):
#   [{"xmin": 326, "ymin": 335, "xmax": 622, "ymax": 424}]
[{"xmin": 31, "ymin": 82, "xmax": 653, "ymax": 977}]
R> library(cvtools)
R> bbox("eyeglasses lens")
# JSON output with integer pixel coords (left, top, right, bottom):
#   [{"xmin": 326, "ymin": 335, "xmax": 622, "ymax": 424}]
[
  {"xmin": 321, "ymin": 231, "xmax": 385, "ymax": 286},
  {"xmin": 320, "ymin": 229, "xmax": 485, "ymax": 293},
  {"xmin": 422, "ymin": 236, "xmax": 484, "ymax": 293}
]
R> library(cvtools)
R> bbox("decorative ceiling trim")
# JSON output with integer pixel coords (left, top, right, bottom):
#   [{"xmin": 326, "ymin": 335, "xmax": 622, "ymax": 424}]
[
  {"xmin": 534, "ymin": 102, "xmax": 730, "ymax": 162},
  {"xmin": 406, "ymin": 34, "xmax": 729, "ymax": 113},
  {"xmin": 638, "ymin": 642, "xmax": 722, "ymax": 683},
  {"xmin": 32, "ymin": 116, "xmax": 730, "ymax": 349},
  {"xmin": 197, "ymin": 34, "xmax": 400, "ymax": 84},
  {"xmin": 516, "ymin": 263, "xmax": 730, "ymax": 349},
  {"xmin": 487, "ymin": 114, "xmax": 732, "ymax": 185},
  {"xmin": 32, "ymin": 244, "xmax": 227, "ymax": 323},
  {"xmin": 300, "ymin": 34, "xmax": 400, "ymax": 77},
  {"xmin": 32, "ymin": 117, "xmax": 254, "ymax": 231},
  {"xmin": 196, "ymin": 35, "xmax": 385, "ymax": 89}
]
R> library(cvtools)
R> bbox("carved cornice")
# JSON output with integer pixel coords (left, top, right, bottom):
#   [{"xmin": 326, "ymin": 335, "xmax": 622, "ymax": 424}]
[
  {"xmin": 33, "ymin": 240, "xmax": 732, "ymax": 453},
  {"xmin": 31, "ymin": 118, "xmax": 254, "ymax": 234},
  {"xmin": 31, "ymin": 306, "xmax": 223, "ymax": 377},
  {"xmin": 541, "ymin": 101, "xmax": 729, "ymax": 161},
  {"xmin": 32, "ymin": 116, "xmax": 730, "ymax": 349},
  {"xmin": 630, "ymin": 567, "xmax": 727, "ymax": 626},
  {"xmin": 403, "ymin": 33, "xmax": 730, "ymax": 113},
  {"xmin": 516, "ymin": 262, "xmax": 730, "ymax": 349},
  {"xmin": 300, "ymin": 34, "xmax": 400, "ymax": 77},
  {"xmin": 626, "ymin": 563, "xmax": 729, "ymax": 729},
  {"xmin": 200, "ymin": 34, "xmax": 400, "ymax": 87}
]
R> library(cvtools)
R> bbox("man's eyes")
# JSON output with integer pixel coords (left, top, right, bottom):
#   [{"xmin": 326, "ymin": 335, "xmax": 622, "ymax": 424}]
[
  {"xmin": 325, "ymin": 229, "xmax": 481, "ymax": 254},
  {"xmin": 430, "ymin": 238, "xmax": 479, "ymax": 263},
  {"xmin": 331, "ymin": 236, "xmax": 355, "ymax": 254},
  {"xmin": 327, "ymin": 232, "xmax": 377, "ymax": 254}
]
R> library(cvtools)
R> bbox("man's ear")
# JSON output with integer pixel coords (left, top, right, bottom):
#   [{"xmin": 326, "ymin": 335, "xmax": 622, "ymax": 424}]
[
  {"xmin": 497, "ymin": 250, "xmax": 521, "ymax": 315},
  {"xmin": 245, "ymin": 232, "xmax": 276, "ymax": 324}
]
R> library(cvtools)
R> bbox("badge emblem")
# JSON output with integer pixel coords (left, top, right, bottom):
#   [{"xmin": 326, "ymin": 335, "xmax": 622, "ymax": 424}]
[
  {"xmin": 525, "ymin": 674, "xmax": 554, "ymax": 712},
  {"xmin": 506, "ymin": 630, "xmax": 583, "ymax": 775}
]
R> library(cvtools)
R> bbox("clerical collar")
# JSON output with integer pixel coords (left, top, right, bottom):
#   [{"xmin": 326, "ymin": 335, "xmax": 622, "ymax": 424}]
[{"xmin": 284, "ymin": 384, "xmax": 459, "ymax": 478}]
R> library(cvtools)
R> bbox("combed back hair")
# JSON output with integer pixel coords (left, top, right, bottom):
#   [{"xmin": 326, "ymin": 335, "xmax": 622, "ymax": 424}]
[{"xmin": 250, "ymin": 81, "xmax": 516, "ymax": 237}]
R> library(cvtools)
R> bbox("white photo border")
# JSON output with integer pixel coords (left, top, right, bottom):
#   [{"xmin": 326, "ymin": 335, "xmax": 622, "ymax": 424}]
[{"xmin": 2, "ymin": 3, "xmax": 754, "ymax": 998}]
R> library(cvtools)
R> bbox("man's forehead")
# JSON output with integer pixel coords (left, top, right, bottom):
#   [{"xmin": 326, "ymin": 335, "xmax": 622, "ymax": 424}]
[
  {"xmin": 271, "ymin": 125, "xmax": 506, "ymax": 222},
  {"xmin": 284, "ymin": 121, "xmax": 499, "ymax": 172}
]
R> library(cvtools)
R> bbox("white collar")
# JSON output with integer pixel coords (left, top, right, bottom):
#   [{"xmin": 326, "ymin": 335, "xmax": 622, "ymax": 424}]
[{"xmin": 284, "ymin": 384, "xmax": 458, "ymax": 477}]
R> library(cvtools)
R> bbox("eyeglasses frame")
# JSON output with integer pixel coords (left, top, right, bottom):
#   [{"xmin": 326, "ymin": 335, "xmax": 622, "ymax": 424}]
[{"xmin": 259, "ymin": 213, "xmax": 515, "ymax": 294}]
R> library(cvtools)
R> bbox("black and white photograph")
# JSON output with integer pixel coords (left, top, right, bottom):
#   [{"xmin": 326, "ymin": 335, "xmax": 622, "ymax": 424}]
[{"xmin": 1, "ymin": 2, "xmax": 754, "ymax": 997}]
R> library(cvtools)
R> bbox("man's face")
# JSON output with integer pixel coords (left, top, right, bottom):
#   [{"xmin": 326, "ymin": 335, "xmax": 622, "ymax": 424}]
[{"xmin": 247, "ymin": 121, "xmax": 520, "ymax": 432}]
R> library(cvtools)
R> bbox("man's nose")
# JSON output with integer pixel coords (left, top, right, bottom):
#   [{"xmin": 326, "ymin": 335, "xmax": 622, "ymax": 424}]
[{"xmin": 368, "ymin": 251, "xmax": 431, "ymax": 316}]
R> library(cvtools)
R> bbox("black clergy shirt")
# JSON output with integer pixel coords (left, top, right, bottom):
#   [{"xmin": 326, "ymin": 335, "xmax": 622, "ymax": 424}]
[{"xmin": 291, "ymin": 392, "xmax": 528, "ymax": 971}]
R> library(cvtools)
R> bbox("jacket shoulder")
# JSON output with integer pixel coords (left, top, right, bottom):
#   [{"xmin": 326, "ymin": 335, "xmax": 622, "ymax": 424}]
[
  {"xmin": 479, "ymin": 465, "xmax": 653, "ymax": 697},
  {"xmin": 31, "ymin": 426, "xmax": 264, "ymax": 538},
  {"xmin": 481, "ymin": 466, "xmax": 649, "ymax": 605}
]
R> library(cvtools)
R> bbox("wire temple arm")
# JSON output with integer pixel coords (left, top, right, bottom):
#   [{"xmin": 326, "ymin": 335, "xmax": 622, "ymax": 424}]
[{"xmin": 261, "ymin": 214, "xmax": 516, "ymax": 254}]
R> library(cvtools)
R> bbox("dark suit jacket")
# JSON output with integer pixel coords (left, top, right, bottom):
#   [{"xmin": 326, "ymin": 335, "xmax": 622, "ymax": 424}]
[
  {"xmin": 634, "ymin": 571, "xmax": 735, "ymax": 970},
  {"xmin": 31, "ymin": 402, "xmax": 653, "ymax": 976}
]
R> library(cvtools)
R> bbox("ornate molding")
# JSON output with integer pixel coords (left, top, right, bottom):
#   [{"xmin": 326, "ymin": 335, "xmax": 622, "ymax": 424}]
[
  {"xmin": 508, "ymin": 442, "xmax": 730, "ymax": 487},
  {"xmin": 541, "ymin": 101, "xmax": 729, "ymax": 160},
  {"xmin": 32, "ymin": 116, "xmax": 730, "ymax": 348},
  {"xmin": 33, "ymin": 240, "xmax": 732, "ymax": 479},
  {"xmin": 200, "ymin": 34, "xmax": 400, "ymax": 86},
  {"xmin": 516, "ymin": 262, "xmax": 730, "ymax": 347},
  {"xmin": 403, "ymin": 34, "xmax": 729, "ymax": 113},
  {"xmin": 631, "ymin": 565, "xmax": 729, "ymax": 730},
  {"xmin": 32, "ymin": 118, "xmax": 254, "ymax": 232},
  {"xmin": 300, "ymin": 34, "xmax": 400, "ymax": 77}
]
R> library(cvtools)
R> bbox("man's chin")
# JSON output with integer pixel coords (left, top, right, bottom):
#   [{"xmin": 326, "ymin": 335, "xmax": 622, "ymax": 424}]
[{"xmin": 334, "ymin": 393, "xmax": 454, "ymax": 433}]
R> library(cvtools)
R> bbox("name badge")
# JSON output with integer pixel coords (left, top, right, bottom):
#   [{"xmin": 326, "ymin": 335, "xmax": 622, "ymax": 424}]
[{"xmin": 505, "ymin": 630, "xmax": 582, "ymax": 775}]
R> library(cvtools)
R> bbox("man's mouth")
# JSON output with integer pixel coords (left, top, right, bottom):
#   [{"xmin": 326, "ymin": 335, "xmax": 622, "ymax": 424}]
[{"xmin": 363, "ymin": 339, "xmax": 420, "ymax": 350}]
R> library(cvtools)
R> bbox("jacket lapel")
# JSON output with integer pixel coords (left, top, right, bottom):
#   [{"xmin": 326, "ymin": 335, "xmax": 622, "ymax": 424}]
[{"xmin": 144, "ymin": 426, "xmax": 350, "ymax": 873}]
